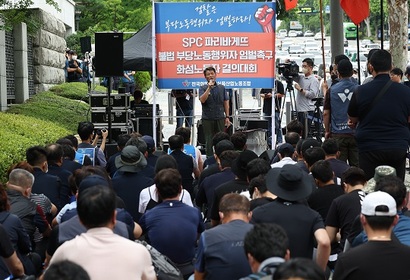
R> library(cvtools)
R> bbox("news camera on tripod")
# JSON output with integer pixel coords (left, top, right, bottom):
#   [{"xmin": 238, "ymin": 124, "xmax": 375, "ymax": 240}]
[{"xmin": 279, "ymin": 58, "xmax": 321, "ymax": 140}]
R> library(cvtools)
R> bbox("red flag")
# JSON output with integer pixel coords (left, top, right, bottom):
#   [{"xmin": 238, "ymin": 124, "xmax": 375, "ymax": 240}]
[
  {"xmin": 340, "ymin": 0, "xmax": 369, "ymax": 25},
  {"xmin": 285, "ymin": 0, "xmax": 298, "ymax": 11}
]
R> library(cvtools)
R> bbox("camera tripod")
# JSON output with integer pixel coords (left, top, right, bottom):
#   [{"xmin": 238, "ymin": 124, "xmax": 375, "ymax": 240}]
[
  {"xmin": 306, "ymin": 98, "xmax": 324, "ymax": 142},
  {"xmin": 284, "ymin": 78, "xmax": 298, "ymax": 121}
]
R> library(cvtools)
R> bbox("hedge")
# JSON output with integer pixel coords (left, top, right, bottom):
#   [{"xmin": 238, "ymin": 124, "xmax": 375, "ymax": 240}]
[
  {"xmin": 0, "ymin": 113, "xmax": 70, "ymax": 183},
  {"xmin": 6, "ymin": 91, "xmax": 91, "ymax": 133},
  {"xmin": 49, "ymin": 82, "xmax": 109, "ymax": 101}
]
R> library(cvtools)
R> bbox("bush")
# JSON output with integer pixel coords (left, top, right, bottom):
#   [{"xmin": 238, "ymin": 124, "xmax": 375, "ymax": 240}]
[
  {"xmin": 6, "ymin": 91, "xmax": 91, "ymax": 133},
  {"xmin": 49, "ymin": 82, "xmax": 107, "ymax": 101},
  {"xmin": 135, "ymin": 71, "xmax": 152, "ymax": 93},
  {"xmin": 0, "ymin": 113, "xmax": 70, "ymax": 183}
]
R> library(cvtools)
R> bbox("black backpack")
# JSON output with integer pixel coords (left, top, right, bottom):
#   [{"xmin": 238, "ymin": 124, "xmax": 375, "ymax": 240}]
[{"xmin": 136, "ymin": 240, "xmax": 183, "ymax": 280}]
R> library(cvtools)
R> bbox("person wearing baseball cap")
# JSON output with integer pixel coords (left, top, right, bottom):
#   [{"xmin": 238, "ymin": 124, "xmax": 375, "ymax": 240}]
[
  {"xmin": 333, "ymin": 191, "xmax": 410, "ymax": 280},
  {"xmin": 141, "ymin": 135, "xmax": 159, "ymax": 168}
]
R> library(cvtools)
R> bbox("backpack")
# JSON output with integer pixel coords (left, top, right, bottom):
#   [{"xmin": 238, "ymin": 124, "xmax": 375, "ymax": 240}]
[{"xmin": 136, "ymin": 240, "xmax": 183, "ymax": 280}]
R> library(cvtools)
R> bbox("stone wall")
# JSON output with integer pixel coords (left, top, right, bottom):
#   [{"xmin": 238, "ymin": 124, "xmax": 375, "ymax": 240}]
[
  {"xmin": 5, "ymin": 31, "xmax": 15, "ymax": 101},
  {"xmin": 31, "ymin": 9, "xmax": 66, "ymax": 93},
  {"xmin": 0, "ymin": 9, "xmax": 67, "ymax": 109}
]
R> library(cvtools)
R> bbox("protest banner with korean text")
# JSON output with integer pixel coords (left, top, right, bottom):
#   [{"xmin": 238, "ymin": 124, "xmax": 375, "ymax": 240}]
[{"xmin": 155, "ymin": 2, "xmax": 276, "ymax": 89}]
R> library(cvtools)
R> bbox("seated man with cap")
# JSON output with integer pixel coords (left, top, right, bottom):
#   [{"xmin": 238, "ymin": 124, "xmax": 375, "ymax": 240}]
[
  {"xmin": 142, "ymin": 135, "xmax": 159, "ymax": 168},
  {"xmin": 351, "ymin": 172, "xmax": 410, "ymax": 247},
  {"xmin": 251, "ymin": 165, "xmax": 331, "ymax": 271},
  {"xmin": 105, "ymin": 134, "xmax": 131, "ymax": 177},
  {"xmin": 333, "ymin": 191, "xmax": 410, "ymax": 280},
  {"xmin": 112, "ymin": 145, "xmax": 154, "ymax": 222},
  {"xmin": 270, "ymin": 143, "xmax": 296, "ymax": 168}
]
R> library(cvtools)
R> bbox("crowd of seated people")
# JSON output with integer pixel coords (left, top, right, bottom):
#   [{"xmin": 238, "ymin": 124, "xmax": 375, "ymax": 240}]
[{"xmin": 3, "ymin": 108, "xmax": 410, "ymax": 280}]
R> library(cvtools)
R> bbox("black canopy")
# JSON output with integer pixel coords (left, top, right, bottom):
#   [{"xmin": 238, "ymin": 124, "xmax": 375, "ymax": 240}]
[{"xmin": 123, "ymin": 21, "xmax": 152, "ymax": 72}]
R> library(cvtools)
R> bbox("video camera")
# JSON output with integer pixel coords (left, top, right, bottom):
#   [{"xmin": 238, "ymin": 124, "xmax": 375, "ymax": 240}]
[
  {"xmin": 277, "ymin": 61, "xmax": 299, "ymax": 79},
  {"xmin": 312, "ymin": 97, "xmax": 323, "ymax": 107}
]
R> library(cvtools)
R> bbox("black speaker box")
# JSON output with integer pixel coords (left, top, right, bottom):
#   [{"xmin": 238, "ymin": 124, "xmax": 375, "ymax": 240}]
[
  {"xmin": 132, "ymin": 118, "xmax": 162, "ymax": 144},
  {"xmin": 239, "ymin": 119, "xmax": 269, "ymax": 130},
  {"xmin": 133, "ymin": 104, "xmax": 160, "ymax": 118},
  {"xmin": 80, "ymin": 36, "xmax": 92, "ymax": 54},
  {"xmin": 94, "ymin": 32, "xmax": 123, "ymax": 77}
]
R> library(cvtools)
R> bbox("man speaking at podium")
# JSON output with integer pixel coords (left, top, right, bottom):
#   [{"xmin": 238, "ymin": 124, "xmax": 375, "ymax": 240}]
[{"xmin": 199, "ymin": 66, "xmax": 231, "ymax": 157}]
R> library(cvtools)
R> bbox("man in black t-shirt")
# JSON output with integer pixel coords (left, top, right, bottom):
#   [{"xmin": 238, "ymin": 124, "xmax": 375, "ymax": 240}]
[
  {"xmin": 251, "ymin": 165, "xmax": 330, "ymax": 271},
  {"xmin": 308, "ymin": 160, "xmax": 344, "ymax": 222},
  {"xmin": 333, "ymin": 191, "xmax": 410, "ymax": 280},
  {"xmin": 325, "ymin": 167, "xmax": 366, "ymax": 254},
  {"xmin": 348, "ymin": 50, "xmax": 410, "ymax": 180}
]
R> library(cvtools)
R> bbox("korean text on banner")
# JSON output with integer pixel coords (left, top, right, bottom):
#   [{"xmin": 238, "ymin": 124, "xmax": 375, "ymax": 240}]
[{"xmin": 155, "ymin": 2, "xmax": 276, "ymax": 89}]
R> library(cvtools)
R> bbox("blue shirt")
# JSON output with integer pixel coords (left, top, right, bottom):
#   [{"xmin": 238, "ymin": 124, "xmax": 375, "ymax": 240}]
[
  {"xmin": 139, "ymin": 200, "xmax": 204, "ymax": 264},
  {"xmin": 195, "ymin": 220, "xmax": 253, "ymax": 280},
  {"xmin": 353, "ymin": 211, "xmax": 410, "ymax": 247}
]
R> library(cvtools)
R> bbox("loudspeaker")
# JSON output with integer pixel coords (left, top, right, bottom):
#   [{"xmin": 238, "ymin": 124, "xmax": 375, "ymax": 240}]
[
  {"xmin": 80, "ymin": 36, "xmax": 92, "ymax": 54},
  {"xmin": 132, "ymin": 119, "xmax": 161, "ymax": 144},
  {"xmin": 239, "ymin": 119, "xmax": 269, "ymax": 130},
  {"xmin": 94, "ymin": 32, "xmax": 123, "ymax": 77}
]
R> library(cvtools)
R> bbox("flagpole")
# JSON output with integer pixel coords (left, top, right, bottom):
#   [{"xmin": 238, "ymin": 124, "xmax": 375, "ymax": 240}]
[
  {"xmin": 151, "ymin": 0, "xmax": 157, "ymax": 146},
  {"xmin": 356, "ymin": 26, "xmax": 361, "ymax": 84},
  {"xmin": 318, "ymin": 0, "xmax": 326, "ymax": 80},
  {"xmin": 380, "ymin": 0, "xmax": 384, "ymax": 49}
]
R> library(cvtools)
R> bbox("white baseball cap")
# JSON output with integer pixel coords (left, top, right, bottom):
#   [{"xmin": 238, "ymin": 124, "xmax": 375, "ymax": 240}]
[{"xmin": 361, "ymin": 191, "xmax": 397, "ymax": 217}]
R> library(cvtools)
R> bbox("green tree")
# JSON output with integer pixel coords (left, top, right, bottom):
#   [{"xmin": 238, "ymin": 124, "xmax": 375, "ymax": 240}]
[{"xmin": 0, "ymin": 0, "xmax": 60, "ymax": 33}]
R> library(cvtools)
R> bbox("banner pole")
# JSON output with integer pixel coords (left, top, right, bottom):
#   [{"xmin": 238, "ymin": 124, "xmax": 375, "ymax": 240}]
[{"xmin": 151, "ymin": 0, "xmax": 158, "ymax": 147}]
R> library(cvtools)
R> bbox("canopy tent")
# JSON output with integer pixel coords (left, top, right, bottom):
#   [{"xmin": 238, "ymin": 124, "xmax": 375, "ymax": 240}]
[{"xmin": 123, "ymin": 21, "xmax": 152, "ymax": 72}]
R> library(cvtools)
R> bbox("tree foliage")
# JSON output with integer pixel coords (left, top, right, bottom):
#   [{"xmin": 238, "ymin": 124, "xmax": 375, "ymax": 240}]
[{"xmin": 0, "ymin": 0, "xmax": 60, "ymax": 33}]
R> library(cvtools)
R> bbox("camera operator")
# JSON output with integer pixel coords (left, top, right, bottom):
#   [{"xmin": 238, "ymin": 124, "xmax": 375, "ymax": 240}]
[
  {"xmin": 66, "ymin": 50, "xmax": 83, "ymax": 83},
  {"xmin": 293, "ymin": 58, "xmax": 320, "ymax": 137},
  {"xmin": 77, "ymin": 121, "xmax": 108, "ymax": 167},
  {"xmin": 260, "ymin": 79, "xmax": 285, "ymax": 145}
]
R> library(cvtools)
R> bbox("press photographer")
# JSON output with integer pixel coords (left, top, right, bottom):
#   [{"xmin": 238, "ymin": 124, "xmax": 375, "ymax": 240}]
[{"xmin": 66, "ymin": 50, "xmax": 83, "ymax": 82}]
